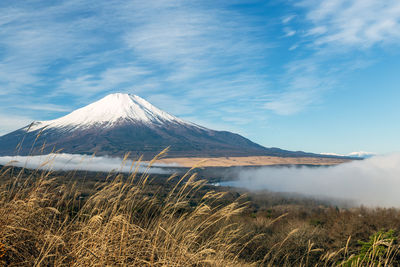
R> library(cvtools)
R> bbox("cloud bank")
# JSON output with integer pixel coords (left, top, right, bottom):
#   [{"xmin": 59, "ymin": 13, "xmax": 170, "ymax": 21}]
[
  {"xmin": 232, "ymin": 153, "xmax": 400, "ymax": 207},
  {"xmin": 0, "ymin": 153, "xmax": 177, "ymax": 174}
]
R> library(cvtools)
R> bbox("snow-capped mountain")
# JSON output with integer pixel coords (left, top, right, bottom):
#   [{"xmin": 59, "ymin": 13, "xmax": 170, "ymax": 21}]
[
  {"xmin": 347, "ymin": 151, "xmax": 376, "ymax": 159},
  {"xmin": 0, "ymin": 93, "xmax": 335, "ymax": 159},
  {"xmin": 321, "ymin": 151, "xmax": 376, "ymax": 159},
  {"xmin": 26, "ymin": 93, "xmax": 192, "ymax": 132}
]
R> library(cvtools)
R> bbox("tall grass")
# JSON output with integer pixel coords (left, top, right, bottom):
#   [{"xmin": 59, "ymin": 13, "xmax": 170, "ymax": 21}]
[
  {"xmin": 0, "ymin": 150, "xmax": 399, "ymax": 266},
  {"xmin": 0, "ymin": 150, "xmax": 254, "ymax": 266}
]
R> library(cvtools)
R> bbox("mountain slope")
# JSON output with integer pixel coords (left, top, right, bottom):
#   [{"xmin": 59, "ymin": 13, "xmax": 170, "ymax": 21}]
[{"xmin": 0, "ymin": 93, "xmax": 336, "ymax": 159}]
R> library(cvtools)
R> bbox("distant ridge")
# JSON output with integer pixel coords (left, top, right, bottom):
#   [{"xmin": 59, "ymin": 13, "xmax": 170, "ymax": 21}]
[{"xmin": 0, "ymin": 93, "xmax": 349, "ymax": 160}]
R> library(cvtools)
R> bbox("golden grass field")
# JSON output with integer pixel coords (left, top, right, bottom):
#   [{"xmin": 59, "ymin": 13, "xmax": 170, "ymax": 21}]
[
  {"xmin": 155, "ymin": 155, "xmax": 352, "ymax": 167},
  {"xmin": 1, "ymin": 150, "xmax": 399, "ymax": 266}
]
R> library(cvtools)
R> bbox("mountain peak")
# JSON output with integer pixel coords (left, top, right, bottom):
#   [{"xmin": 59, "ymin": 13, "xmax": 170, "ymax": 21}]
[
  {"xmin": 103, "ymin": 92, "xmax": 142, "ymax": 102},
  {"xmin": 26, "ymin": 93, "xmax": 186, "ymax": 132},
  {"xmin": 0, "ymin": 92, "xmax": 329, "ymax": 160}
]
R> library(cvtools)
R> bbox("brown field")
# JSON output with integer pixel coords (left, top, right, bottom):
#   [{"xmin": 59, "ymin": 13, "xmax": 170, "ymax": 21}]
[
  {"xmin": 1, "ymin": 152, "xmax": 398, "ymax": 266},
  {"xmin": 156, "ymin": 155, "xmax": 352, "ymax": 167}
]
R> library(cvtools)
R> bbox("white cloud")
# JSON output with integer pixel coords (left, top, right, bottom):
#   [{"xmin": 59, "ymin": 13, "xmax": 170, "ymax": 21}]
[
  {"xmin": 283, "ymin": 27, "xmax": 296, "ymax": 37},
  {"xmin": 282, "ymin": 15, "xmax": 296, "ymax": 24},
  {"xmin": 0, "ymin": 3, "xmax": 99, "ymax": 94},
  {"xmin": 3, "ymin": 0, "xmax": 396, "ymax": 131},
  {"xmin": 264, "ymin": 0, "xmax": 400, "ymax": 118},
  {"xmin": 306, "ymin": 26, "xmax": 327, "ymax": 36},
  {"xmin": 146, "ymin": 94, "xmax": 195, "ymax": 116},
  {"xmin": 300, "ymin": 0, "xmax": 400, "ymax": 48},
  {"xmin": 264, "ymin": 90, "xmax": 318, "ymax": 115},
  {"xmin": 230, "ymin": 153, "xmax": 400, "ymax": 207},
  {"xmin": 12, "ymin": 104, "xmax": 71, "ymax": 112},
  {"xmin": 263, "ymin": 59, "xmax": 334, "ymax": 115},
  {"xmin": 266, "ymin": 0, "xmax": 400, "ymax": 116},
  {"xmin": 0, "ymin": 153, "xmax": 177, "ymax": 174},
  {"xmin": 57, "ymin": 66, "xmax": 151, "ymax": 96},
  {"xmin": 115, "ymin": 1, "xmax": 272, "ymax": 107},
  {"xmin": 0, "ymin": 0, "xmax": 273, "ymax": 129},
  {"xmin": 0, "ymin": 114, "xmax": 34, "ymax": 136}
]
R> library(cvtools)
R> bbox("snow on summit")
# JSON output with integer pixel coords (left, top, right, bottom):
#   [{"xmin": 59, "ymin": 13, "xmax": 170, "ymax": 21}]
[{"xmin": 27, "ymin": 93, "xmax": 188, "ymax": 132}]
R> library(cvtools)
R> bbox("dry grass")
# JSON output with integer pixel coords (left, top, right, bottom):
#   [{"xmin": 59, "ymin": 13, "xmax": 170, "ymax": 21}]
[
  {"xmin": 0, "ymin": 150, "xmax": 399, "ymax": 266},
  {"xmin": 155, "ymin": 156, "xmax": 351, "ymax": 167},
  {"xmin": 0, "ymin": 150, "xmax": 255, "ymax": 266}
]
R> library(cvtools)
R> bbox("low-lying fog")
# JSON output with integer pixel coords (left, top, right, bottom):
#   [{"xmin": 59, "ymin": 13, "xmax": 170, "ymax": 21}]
[
  {"xmin": 226, "ymin": 153, "xmax": 400, "ymax": 207},
  {"xmin": 2, "ymin": 153, "xmax": 400, "ymax": 207},
  {"xmin": 0, "ymin": 153, "xmax": 178, "ymax": 174}
]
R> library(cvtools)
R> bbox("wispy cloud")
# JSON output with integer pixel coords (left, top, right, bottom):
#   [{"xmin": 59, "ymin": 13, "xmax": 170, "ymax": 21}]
[
  {"xmin": 0, "ymin": 0, "xmax": 399, "ymax": 154},
  {"xmin": 145, "ymin": 94, "xmax": 195, "ymax": 116},
  {"xmin": 300, "ymin": 0, "xmax": 400, "ymax": 48},
  {"xmin": 0, "ymin": 114, "xmax": 34, "ymax": 136},
  {"xmin": 266, "ymin": 0, "xmax": 400, "ymax": 116},
  {"xmin": 0, "ymin": 0, "xmax": 273, "ymax": 134},
  {"xmin": 282, "ymin": 15, "xmax": 296, "ymax": 24},
  {"xmin": 283, "ymin": 27, "xmax": 296, "ymax": 37},
  {"xmin": 57, "ymin": 66, "xmax": 151, "ymax": 97},
  {"xmin": 12, "ymin": 104, "xmax": 71, "ymax": 112},
  {"xmin": 264, "ymin": 58, "xmax": 335, "ymax": 115},
  {"xmin": 0, "ymin": 2, "xmax": 98, "ymax": 95}
]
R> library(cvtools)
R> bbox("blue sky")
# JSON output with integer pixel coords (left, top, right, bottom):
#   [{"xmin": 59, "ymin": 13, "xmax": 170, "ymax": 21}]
[{"xmin": 1, "ymin": 0, "xmax": 400, "ymax": 155}]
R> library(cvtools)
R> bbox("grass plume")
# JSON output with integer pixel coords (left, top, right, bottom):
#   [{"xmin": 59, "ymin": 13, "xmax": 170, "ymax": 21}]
[{"xmin": 0, "ymin": 153, "xmax": 400, "ymax": 266}]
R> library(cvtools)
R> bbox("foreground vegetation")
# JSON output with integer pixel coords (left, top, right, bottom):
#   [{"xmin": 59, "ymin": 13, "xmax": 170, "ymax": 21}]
[{"xmin": 0, "ymin": 152, "xmax": 400, "ymax": 266}]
